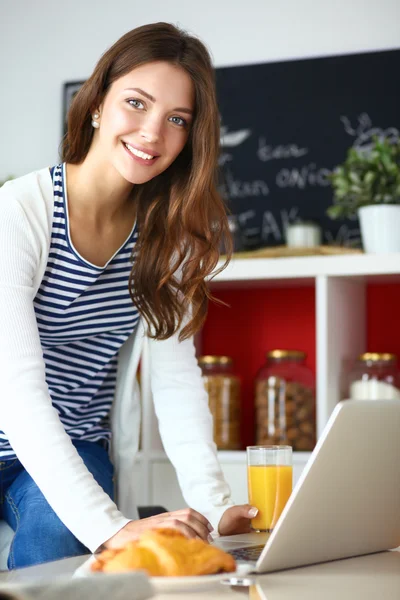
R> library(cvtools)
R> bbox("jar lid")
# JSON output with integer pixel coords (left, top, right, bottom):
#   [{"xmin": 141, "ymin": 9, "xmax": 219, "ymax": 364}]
[
  {"xmin": 267, "ymin": 350, "xmax": 306, "ymax": 360},
  {"xmin": 198, "ymin": 355, "xmax": 233, "ymax": 365},
  {"xmin": 358, "ymin": 352, "xmax": 397, "ymax": 362}
]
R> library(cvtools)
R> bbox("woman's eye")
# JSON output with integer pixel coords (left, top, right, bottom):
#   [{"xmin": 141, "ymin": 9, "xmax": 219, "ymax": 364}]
[
  {"xmin": 127, "ymin": 99, "xmax": 144, "ymax": 109},
  {"xmin": 169, "ymin": 116, "xmax": 187, "ymax": 127}
]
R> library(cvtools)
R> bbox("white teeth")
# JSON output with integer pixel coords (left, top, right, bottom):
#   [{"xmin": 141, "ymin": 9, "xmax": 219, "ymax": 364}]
[{"xmin": 125, "ymin": 143, "xmax": 154, "ymax": 160}]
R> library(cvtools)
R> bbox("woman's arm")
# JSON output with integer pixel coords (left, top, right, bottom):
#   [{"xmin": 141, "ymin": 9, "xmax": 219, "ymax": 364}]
[
  {"xmin": 0, "ymin": 189, "xmax": 130, "ymax": 552},
  {"xmin": 147, "ymin": 320, "xmax": 235, "ymax": 532}
]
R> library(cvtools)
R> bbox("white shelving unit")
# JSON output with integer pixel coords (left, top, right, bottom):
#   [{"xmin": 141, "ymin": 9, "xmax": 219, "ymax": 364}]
[{"xmin": 137, "ymin": 253, "xmax": 400, "ymax": 510}]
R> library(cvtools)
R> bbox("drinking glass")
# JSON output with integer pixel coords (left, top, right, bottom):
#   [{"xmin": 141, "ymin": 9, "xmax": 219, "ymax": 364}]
[{"xmin": 247, "ymin": 445, "xmax": 293, "ymax": 532}]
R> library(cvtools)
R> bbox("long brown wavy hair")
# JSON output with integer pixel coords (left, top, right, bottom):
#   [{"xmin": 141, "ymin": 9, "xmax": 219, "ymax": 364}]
[{"xmin": 62, "ymin": 22, "xmax": 232, "ymax": 341}]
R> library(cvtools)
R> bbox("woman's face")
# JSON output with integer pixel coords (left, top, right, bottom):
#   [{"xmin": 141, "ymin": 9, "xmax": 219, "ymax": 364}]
[{"xmin": 93, "ymin": 61, "xmax": 195, "ymax": 185}]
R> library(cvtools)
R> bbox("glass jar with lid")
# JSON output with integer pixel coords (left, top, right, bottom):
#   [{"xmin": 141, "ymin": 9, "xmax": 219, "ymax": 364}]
[
  {"xmin": 347, "ymin": 353, "xmax": 400, "ymax": 400},
  {"xmin": 254, "ymin": 350, "xmax": 316, "ymax": 451},
  {"xmin": 198, "ymin": 355, "xmax": 241, "ymax": 450}
]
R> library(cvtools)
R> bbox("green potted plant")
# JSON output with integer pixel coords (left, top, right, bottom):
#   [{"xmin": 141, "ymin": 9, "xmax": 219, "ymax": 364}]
[{"xmin": 327, "ymin": 136, "xmax": 400, "ymax": 253}]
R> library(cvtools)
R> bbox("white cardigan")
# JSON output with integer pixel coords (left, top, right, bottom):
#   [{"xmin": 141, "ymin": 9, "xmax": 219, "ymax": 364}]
[{"xmin": 0, "ymin": 168, "xmax": 233, "ymax": 552}]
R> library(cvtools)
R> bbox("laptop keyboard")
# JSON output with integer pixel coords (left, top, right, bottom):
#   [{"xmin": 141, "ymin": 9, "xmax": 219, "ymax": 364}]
[{"xmin": 228, "ymin": 544, "xmax": 265, "ymax": 561}]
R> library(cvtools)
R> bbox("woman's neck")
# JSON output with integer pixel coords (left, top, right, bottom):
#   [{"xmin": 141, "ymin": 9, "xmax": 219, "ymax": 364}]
[{"xmin": 65, "ymin": 156, "xmax": 134, "ymax": 225}]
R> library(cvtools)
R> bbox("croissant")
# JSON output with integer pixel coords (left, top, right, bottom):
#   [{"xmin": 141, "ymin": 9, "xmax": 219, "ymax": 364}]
[{"xmin": 91, "ymin": 528, "xmax": 236, "ymax": 577}]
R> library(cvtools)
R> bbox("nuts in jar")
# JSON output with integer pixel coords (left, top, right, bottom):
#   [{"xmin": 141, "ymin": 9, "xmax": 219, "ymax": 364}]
[
  {"xmin": 198, "ymin": 355, "xmax": 241, "ymax": 450},
  {"xmin": 254, "ymin": 350, "xmax": 316, "ymax": 451}
]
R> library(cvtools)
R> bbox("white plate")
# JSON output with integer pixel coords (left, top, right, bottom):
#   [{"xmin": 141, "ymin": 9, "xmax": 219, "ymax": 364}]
[
  {"xmin": 150, "ymin": 572, "xmax": 232, "ymax": 592},
  {"xmin": 74, "ymin": 555, "xmax": 246, "ymax": 592}
]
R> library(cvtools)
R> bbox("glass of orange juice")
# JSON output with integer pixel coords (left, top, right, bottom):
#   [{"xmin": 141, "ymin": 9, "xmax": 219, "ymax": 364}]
[{"xmin": 247, "ymin": 445, "xmax": 293, "ymax": 532}]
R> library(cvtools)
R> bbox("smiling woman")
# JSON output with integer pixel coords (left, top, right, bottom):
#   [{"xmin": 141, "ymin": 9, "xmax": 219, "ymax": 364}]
[
  {"xmin": 0, "ymin": 22, "xmax": 256, "ymax": 571},
  {"xmin": 63, "ymin": 23, "xmax": 230, "ymax": 339}
]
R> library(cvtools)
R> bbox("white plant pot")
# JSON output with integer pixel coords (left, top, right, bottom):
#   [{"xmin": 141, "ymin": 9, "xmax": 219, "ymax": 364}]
[{"xmin": 358, "ymin": 205, "xmax": 400, "ymax": 254}]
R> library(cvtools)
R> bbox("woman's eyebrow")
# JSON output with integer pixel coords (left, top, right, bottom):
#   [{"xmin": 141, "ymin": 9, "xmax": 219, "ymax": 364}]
[{"xmin": 124, "ymin": 87, "xmax": 193, "ymax": 115}]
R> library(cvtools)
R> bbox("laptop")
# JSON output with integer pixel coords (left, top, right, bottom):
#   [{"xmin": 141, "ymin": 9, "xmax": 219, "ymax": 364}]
[{"xmin": 214, "ymin": 399, "xmax": 400, "ymax": 573}]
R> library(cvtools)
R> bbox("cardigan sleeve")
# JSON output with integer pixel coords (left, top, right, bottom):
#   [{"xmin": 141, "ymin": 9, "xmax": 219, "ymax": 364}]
[
  {"xmin": 148, "ymin": 321, "xmax": 235, "ymax": 532},
  {"xmin": 0, "ymin": 186, "xmax": 130, "ymax": 552}
]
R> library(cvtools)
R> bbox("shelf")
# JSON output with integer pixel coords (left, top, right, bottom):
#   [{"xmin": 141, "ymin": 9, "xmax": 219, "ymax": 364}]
[
  {"xmin": 136, "ymin": 450, "xmax": 312, "ymax": 463},
  {"xmin": 214, "ymin": 451, "xmax": 312, "ymax": 464},
  {"xmin": 139, "ymin": 252, "xmax": 400, "ymax": 508},
  {"xmin": 211, "ymin": 253, "xmax": 400, "ymax": 285}
]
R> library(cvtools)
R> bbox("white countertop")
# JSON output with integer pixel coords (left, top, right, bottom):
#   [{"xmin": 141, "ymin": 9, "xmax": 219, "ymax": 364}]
[{"xmin": 0, "ymin": 549, "xmax": 399, "ymax": 599}]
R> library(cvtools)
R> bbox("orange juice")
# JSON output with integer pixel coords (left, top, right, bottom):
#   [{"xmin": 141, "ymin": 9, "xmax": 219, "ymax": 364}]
[
  {"xmin": 247, "ymin": 464, "xmax": 293, "ymax": 531},
  {"xmin": 249, "ymin": 585, "xmax": 262, "ymax": 600}
]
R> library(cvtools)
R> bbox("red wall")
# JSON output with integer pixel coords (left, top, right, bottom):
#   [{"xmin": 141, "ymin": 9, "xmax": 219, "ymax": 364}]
[
  {"xmin": 200, "ymin": 286, "xmax": 316, "ymax": 448},
  {"xmin": 367, "ymin": 283, "xmax": 400, "ymax": 355}
]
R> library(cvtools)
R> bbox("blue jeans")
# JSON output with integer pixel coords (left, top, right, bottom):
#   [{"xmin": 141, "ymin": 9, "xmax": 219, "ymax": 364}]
[{"xmin": 0, "ymin": 440, "xmax": 114, "ymax": 570}]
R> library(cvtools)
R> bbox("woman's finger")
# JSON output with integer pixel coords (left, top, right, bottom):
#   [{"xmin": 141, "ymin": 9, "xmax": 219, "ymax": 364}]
[
  {"xmin": 147, "ymin": 509, "xmax": 212, "ymax": 541},
  {"xmin": 154, "ymin": 518, "xmax": 206, "ymax": 541},
  {"xmin": 171, "ymin": 507, "xmax": 213, "ymax": 531},
  {"xmin": 167, "ymin": 508, "xmax": 213, "ymax": 536}
]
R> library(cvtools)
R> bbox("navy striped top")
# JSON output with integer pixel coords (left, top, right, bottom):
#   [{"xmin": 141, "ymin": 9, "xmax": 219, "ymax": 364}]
[{"xmin": 0, "ymin": 163, "xmax": 139, "ymax": 459}]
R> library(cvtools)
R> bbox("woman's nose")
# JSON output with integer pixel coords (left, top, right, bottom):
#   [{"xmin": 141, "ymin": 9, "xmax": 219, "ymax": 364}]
[{"xmin": 139, "ymin": 116, "xmax": 162, "ymax": 143}]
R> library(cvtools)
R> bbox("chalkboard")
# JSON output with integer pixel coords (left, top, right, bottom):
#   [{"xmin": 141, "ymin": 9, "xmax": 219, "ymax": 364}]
[{"xmin": 215, "ymin": 48, "xmax": 400, "ymax": 248}]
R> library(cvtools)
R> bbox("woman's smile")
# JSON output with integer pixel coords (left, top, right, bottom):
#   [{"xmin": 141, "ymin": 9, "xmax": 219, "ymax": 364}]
[{"xmin": 122, "ymin": 141, "xmax": 160, "ymax": 166}]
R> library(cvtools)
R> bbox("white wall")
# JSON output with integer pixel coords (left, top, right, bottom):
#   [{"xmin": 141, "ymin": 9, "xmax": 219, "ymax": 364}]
[{"xmin": 0, "ymin": 0, "xmax": 399, "ymax": 179}]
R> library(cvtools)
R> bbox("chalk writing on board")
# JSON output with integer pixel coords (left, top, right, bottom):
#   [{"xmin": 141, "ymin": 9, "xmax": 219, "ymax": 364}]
[
  {"xmin": 341, "ymin": 113, "xmax": 400, "ymax": 151},
  {"xmin": 237, "ymin": 207, "xmax": 300, "ymax": 243},
  {"xmin": 219, "ymin": 168, "xmax": 270, "ymax": 199},
  {"xmin": 325, "ymin": 224, "xmax": 361, "ymax": 246},
  {"xmin": 237, "ymin": 210, "xmax": 258, "ymax": 237},
  {"xmin": 261, "ymin": 207, "xmax": 300, "ymax": 243},
  {"xmin": 219, "ymin": 125, "xmax": 252, "ymax": 166},
  {"xmin": 276, "ymin": 163, "xmax": 332, "ymax": 189},
  {"xmin": 257, "ymin": 138, "xmax": 309, "ymax": 162},
  {"xmin": 244, "ymin": 208, "xmax": 361, "ymax": 246},
  {"xmin": 220, "ymin": 126, "xmax": 252, "ymax": 147},
  {"xmin": 218, "ymin": 123, "xmax": 337, "ymax": 244}
]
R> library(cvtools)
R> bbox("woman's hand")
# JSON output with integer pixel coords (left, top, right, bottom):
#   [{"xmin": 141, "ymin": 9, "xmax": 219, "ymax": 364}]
[
  {"xmin": 217, "ymin": 505, "xmax": 258, "ymax": 536},
  {"xmin": 103, "ymin": 508, "xmax": 214, "ymax": 549}
]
